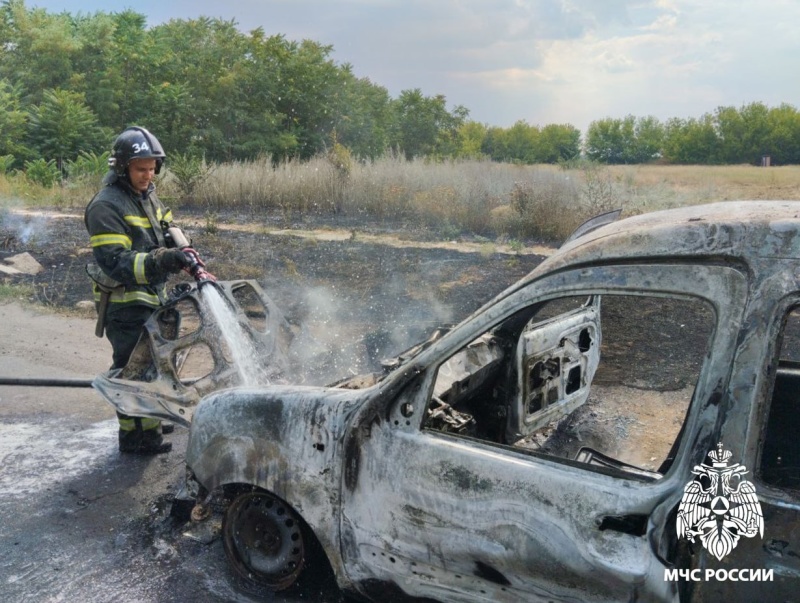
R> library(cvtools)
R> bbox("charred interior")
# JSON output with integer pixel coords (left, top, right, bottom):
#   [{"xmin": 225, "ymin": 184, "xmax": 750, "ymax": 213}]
[
  {"xmin": 762, "ymin": 367, "xmax": 800, "ymax": 489},
  {"xmin": 422, "ymin": 294, "xmax": 715, "ymax": 480}
]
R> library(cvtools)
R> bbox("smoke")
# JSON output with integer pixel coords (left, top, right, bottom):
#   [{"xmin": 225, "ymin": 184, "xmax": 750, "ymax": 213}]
[
  {"xmin": 286, "ymin": 285, "xmax": 372, "ymax": 385},
  {"xmin": 0, "ymin": 205, "xmax": 52, "ymax": 247},
  {"xmin": 376, "ymin": 273, "xmax": 454, "ymax": 357},
  {"xmin": 284, "ymin": 276, "xmax": 454, "ymax": 386}
]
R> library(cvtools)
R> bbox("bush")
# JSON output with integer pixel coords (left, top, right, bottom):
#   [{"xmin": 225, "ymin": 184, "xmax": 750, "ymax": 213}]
[
  {"xmin": 497, "ymin": 172, "xmax": 588, "ymax": 242},
  {"xmin": 327, "ymin": 142, "xmax": 352, "ymax": 178},
  {"xmin": 168, "ymin": 153, "xmax": 210, "ymax": 201},
  {"xmin": 410, "ymin": 187, "xmax": 458, "ymax": 226},
  {"xmin": 579, "ymin": 163, "xmax": 618, "ymax": 215},
  {"xmin": 24, "ymin": 158, "xmax": 60, "ymax": 188},
  {"xmin": 489, "ymin": 205, "xmax": 520, "ymax": 236},
  {"xmin": 66, "ymin": 151, "xmax": 110, "ymax": 180},
  {"xmin": 325, "ymin": 142, "xmax": 352, "ymax": 213},
  {"xmin": 0, "ymin": 155, "xmax": 15, "ymax": 175}
]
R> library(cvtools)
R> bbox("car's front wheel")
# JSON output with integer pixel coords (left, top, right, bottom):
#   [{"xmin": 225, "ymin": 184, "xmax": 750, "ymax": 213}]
[{"xmin": 222, "ymin": 490, "xmax": 306, "ymax": 591}]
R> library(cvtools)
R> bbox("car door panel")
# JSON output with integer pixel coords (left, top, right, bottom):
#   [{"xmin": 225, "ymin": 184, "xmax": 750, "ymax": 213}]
[
  {"xmin": 342, "ymin": 420, "xmax": 675, "ymax": 602},
  {"xmin": 508, "ymin": 299, "xmax": 600, "ymax": 441}
]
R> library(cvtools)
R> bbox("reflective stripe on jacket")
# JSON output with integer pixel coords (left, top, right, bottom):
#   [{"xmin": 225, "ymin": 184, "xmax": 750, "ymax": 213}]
[{"xmin": 84, "ymin": 171, "xmax": 174, "ymax": 312}]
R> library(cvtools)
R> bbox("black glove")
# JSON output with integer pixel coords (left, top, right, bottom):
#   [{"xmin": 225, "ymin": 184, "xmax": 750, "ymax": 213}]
[
  {"xmin": 151, "ymin": 247, "xmax": 190, "ymax": 274},
  {"xmin": 182, "ymin": 247, "xmax": 205, "ymax": 269}
]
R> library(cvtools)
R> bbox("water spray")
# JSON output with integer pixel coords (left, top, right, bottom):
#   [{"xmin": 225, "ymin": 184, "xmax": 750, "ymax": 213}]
[{"xmin": 164, "ymin": 225, "xmax": 266, "ymax": 386}]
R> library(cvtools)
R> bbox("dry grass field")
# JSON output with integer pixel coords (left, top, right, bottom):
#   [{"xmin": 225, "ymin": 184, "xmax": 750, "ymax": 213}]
[
  {"xmin": 606, "ymin": 164, "xmax": 800, "ymax": 203},
  {"xmin": 3, "ymin": 160, "xmax": 800, "ymax": 245}
]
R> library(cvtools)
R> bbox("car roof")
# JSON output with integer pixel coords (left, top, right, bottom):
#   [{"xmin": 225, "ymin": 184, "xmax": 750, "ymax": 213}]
[{"xmin": 525, "ymin": 200, "xmax": 800, "ymax": 282}]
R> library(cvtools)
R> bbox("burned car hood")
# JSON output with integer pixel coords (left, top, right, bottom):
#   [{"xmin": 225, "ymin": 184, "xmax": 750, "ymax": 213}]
[{"xmin": 185, "ymin": 384, "xmax": 368, "ymax": 497}]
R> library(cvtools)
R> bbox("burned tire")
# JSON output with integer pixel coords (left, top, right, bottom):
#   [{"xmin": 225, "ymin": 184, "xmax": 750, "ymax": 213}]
[{"xmin": 222, "ymin": 491, "xmax": 306, "ymax": 591}]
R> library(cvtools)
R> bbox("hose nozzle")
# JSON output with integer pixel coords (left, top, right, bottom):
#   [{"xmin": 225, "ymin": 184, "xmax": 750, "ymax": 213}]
[
  {"xmin": 182, "ymin": 247, "xmax": 217, "ymax": 286},
  {"xmin": 193, "ymin": 266, "xmax": 217, "ymax": 288}
]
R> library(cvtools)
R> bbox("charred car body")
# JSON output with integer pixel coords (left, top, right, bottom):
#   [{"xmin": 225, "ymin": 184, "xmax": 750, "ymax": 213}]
[{"xmin": 96, "ymin": 201, "xmax": 800, "ymax": 602}]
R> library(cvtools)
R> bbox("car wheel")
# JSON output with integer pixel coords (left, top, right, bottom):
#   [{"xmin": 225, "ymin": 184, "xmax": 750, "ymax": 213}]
[{"xmin": 222, "ymin": 491, "xmax": 306, "ymax": 591}]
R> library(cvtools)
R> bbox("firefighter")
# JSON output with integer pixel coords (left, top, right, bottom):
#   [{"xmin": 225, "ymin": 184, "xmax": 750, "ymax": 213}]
[{"xmin": 85, "ymin": 126, "xmax": 192, "ymax": 454}]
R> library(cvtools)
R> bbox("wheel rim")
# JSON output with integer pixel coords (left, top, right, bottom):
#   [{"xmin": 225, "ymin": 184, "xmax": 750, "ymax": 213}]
[{"xmin": 222, "ymin": 491, "xmax": 305, "ymax": 590}]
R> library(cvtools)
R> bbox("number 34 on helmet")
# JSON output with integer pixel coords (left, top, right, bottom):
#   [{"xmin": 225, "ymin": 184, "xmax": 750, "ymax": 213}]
[{"xmin": 108, "ymin": 126, "xmax": 166, "ymax": 176}]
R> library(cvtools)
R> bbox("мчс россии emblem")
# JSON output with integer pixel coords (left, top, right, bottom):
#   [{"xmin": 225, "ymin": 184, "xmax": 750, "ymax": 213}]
[{"xmin": 676, "ymin": 443, "xmax": 764, "ymax": 560}]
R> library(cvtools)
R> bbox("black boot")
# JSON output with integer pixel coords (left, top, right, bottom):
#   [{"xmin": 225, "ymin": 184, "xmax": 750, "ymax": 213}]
[{"xmin": 119, "ymin": 417, "xmax": 172, "ymax": 455}]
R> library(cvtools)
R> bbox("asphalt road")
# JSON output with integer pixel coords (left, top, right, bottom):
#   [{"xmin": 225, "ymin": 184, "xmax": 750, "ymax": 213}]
[{"xmin": 0, "ymin": 303, "xmax": 343, "ymax": 602}]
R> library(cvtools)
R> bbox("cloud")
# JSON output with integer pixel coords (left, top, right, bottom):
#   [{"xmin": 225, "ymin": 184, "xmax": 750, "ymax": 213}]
[{"xmin": 28, "ymin": 0, "xmax": 800, "ymax": 131}]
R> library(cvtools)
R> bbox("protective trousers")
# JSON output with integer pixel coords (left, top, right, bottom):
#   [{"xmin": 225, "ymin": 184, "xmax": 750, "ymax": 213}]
[{"xmin": 105, "ymin": 305, "xmax": 168, "ymax": 452}]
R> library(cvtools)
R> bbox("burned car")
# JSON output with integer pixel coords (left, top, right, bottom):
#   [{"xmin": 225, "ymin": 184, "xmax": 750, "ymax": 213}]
[{"xmin": 99, "ymin": 201, "xmax": 800, "ymax": 602}]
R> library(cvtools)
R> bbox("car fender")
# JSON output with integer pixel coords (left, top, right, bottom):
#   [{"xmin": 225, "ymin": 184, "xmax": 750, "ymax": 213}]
[{"xmin": 186, "ymin": 384, "xmax": 366, "ymax": 574}]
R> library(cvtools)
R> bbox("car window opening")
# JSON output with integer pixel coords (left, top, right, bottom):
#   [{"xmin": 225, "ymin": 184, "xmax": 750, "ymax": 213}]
[
  {"xmin": 423, "ymin": 294, "xmax": 715, "ymax": 481},
  {"xmin": 760, "ymin": 305, "xmax": 800, "ymax": 491}
]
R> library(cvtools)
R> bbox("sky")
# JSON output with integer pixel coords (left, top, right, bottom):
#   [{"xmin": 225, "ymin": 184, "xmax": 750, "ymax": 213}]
[{"xmin": 29, "ymin": 0, "xmax": 800, "ymax": 133}]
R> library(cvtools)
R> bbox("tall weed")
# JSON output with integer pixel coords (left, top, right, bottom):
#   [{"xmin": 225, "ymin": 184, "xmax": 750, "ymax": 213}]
[
  {"xmin": 167, "ymin": 154, "xmax": 211, "ymax": 201},
  {"xmin": 180, "ymin": 156, "xmax": 645, "ymax": 241},
  {"xmin": 0, "ymin": 155, "xmax": 15, "ymax": 175},
  {"xmin": 7, "ymin": 157, "xmax": 800, "ymax": 245}
]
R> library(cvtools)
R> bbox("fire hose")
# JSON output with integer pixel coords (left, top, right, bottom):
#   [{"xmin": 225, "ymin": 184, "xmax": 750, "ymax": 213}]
[
  {"xmin": 0, "ymin": 376, "xmax": 200, "ymax": 387},
  {"xmin": 181, "ymin": 246, "xmax": 216, "ymax": 286},
  {"xmin": 0, "ymin": 377, "xmax": 94, "ymax": 387}
]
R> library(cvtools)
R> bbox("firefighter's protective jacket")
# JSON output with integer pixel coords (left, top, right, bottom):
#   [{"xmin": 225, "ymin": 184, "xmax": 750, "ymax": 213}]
[{"xmin": 84, "ymin": 170, "xmax": 174, "ymax": 313}]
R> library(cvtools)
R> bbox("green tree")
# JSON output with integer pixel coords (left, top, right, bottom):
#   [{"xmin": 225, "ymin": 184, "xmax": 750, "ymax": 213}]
[
  {"xmin": 481, "ymin": 122, "xmax": 579, "ymax": 164},
  {"xmin": 662, "ymin": 114, "xmax": 720, "ymax": 164},
  {"xmin": 632, "ymin": 116, "xmax": 663, "ymax": 163},
  {"xmin": 0, "ymin": 78, "xmax": 30, "ymax": 163},
  {"xmin": 585, "ymin": 117, "xmax": 634, "ymax": 163},
  {"xmin": 435, "ymin": 104, "xmax": 469, "ymax": 158},
  {"xmin": 141, "ymin": 81, "xmax": 199, "ymax": 156},
  {"xmin": 107, "ymin": 10, "xmax": 151, "ymax": 129},
  {"xmin": 715, "ymin": 105, "xmax": 745, "ymax": 163},
  {"xmin": 715, "ymin": 102, "xmax": 771, "ymax": 164},
  {"xmin": 766, "ymin": 103, "xmax": 800, "ymax": 165},
  {"xmin": 0, "ymin": 1, "xmax": 80, "ymax": 103},
  {"xmin": 391, "ymin": 89, "xmax": 466, "ymax": 159},
  {"xmin": 215, "ymin": 28, "xmax": 288, "ymax": 161},
  {"xmin": 505, "ymin": 120, "xmax": 541, "ymax": 163},
  {"xmin": 276, "ymin": 38, "xmax": 347, "ymax": 160},
  {"xmin": 738, "ymin": 102, "xmax": 771, "ymax": 164},
  {"xmin": 539, "ymin": 124, "xmax": 581, "ymax": 163},
  {"xmin": 27, "ymin": 88, "xmax": 108, "ymax": 170},
  {"xmin": 585, "ymin": 116, "xmax": 661, "ymax": 164},
  {"xmin": 481, "ymin": 126, "xmax": 509, "ymax": 162},
  {"xmin": 0, "ymin": 3, "xmax": 152, "ymax": 132},
  {"xmin": 70, "ymin": 12, "xmax": 125, "ymax": 122},
  {"xmin": 456, "ymin": 121, "xmax": 488, "ymax": 159},
  {"xmin": 331, "ymin": 69, "xmax": 393, "ymax": 160},
  {"xmin": 145, "ymin": 17, "xmax": 251, "ymax": 160}
]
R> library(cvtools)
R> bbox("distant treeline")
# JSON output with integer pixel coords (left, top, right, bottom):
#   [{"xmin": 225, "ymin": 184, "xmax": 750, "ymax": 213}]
[
  {"xmin": 1, "ymin": 0, "xmax": 798, "ymax": 172},
  {"xmin": 585, "ymin": 105, "xmax": 800, "ymax": 166}
]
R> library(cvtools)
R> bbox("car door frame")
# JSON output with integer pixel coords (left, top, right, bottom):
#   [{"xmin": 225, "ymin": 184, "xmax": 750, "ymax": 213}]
[
  {"xmin": 339, "ymin": 261, "xmax": 749, "ymax": 602},
  {"xmin": 683, "ymin": 282, "xmax": 800, "ymax": 601}
]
